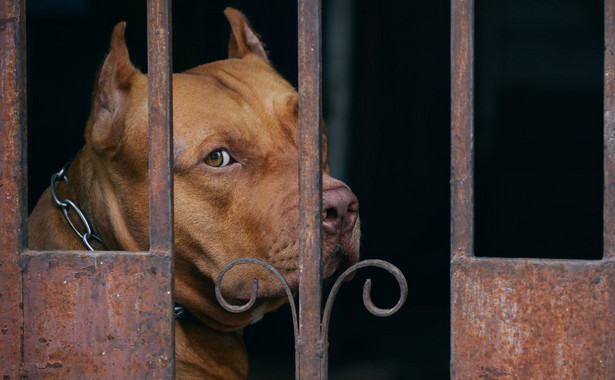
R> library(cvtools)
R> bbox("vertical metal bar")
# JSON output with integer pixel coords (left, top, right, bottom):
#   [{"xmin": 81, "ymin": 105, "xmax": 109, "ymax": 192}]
[
  {"xmin": 0, "ymin": 0, "xmax": 26, "ymax": 376},
  {"xmin": 451, "ymin": 0, "xmax": 473, "ymax": 375},
  {"xmin": 147, "ymin": 0, "xmax": 174, "ymax": 254},
  {"xmin": 605, "ymin": 0, "xmax": 615, "ymax": 259},
  {"xmin": 147, "ymin": 0, "xmax": 175, "ymax": 377},
  {"xmin": 298, "ymin": 0, "xmax": 323, "ymax": 378},
  {"xmin": 451, "ymin": 0, "xmax": 474, "ymax": 259}
]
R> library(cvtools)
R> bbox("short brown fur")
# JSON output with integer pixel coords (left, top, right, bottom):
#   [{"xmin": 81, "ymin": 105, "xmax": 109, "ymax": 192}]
[{"xmin": 28, "ymin": 8, "xmax": 360, "ymax": 379}]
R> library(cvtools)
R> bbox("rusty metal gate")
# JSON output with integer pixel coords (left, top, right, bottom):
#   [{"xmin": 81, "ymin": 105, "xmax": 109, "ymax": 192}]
[
  {"xmin": 5, "ymin": 0, "xmax": 612, "ymax": 378},
  {"xmin": 0, "ymin": 0, "xmax": 407, "ymax": 378},
  {"xmin": 451, "ymin": 0, "xmax": 615, "ymax": 378},
  {"xmin": 1, "ymin": 0, "xmax": 175, "ymax": 377}
]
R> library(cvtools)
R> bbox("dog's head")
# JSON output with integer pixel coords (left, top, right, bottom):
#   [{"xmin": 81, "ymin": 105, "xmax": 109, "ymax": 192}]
[{"xmin": 84, "ymin": 8, "xmax": 360, "ymax": 331}]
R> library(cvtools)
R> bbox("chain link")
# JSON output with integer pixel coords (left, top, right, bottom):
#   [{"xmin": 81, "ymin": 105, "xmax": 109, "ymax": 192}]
[{"xmin": 50, "ymin": 162, "xmax": 103, "ymax": 251}]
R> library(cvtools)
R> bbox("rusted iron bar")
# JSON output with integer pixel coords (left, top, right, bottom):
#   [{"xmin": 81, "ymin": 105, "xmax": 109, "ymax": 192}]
[
  {"xmin": 0, "ymin": 0, "xmax": 27, "ymax": 377},
  {"xmin": 605, "ymin": 0, "xmax": 615, "ymax": 259},
  {"xmin": 146, "ymin": 0, "xmax": 175, "ymax": 376},
  {"xmin": 451, "ymin": 0, "xmax": 474, "ymax": 259},
  {"xmin": 147, "ymin": 0, "xmax": 174, "ymax": 254},
  {"xmin": 297, "ymin": 0, "xmax": 324, "ymax": 378}
]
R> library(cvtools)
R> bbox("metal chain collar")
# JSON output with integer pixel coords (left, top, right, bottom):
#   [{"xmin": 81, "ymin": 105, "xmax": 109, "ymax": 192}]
[{"xmin": 50, "ymin": 162, "xmax": 103, "ymax": 251}]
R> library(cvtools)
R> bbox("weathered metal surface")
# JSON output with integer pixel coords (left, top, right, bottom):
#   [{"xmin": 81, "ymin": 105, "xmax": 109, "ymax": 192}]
[
  {"xmin": 451, "ymin": 0, "xmax": 474, "ymax": 260},
  {"xmin": 3, "ymin": 0, "xmax": 176, "ymax": 376},
  {"xmin": 452, "ymin": 258, "xmax": 615, "ymax": 378},
  {"xmin": 147, "ymin": 0, "xmax": 174, "ymax": 255},
  {"xmin": 605, "ymin": 0, "xmax": 615, "ymax": 260},
  {"xmin": 451, "ymin": 0, "xmax": 615, "ymax": 377},
  {"xmin": 0, "ymin": 0, "xmax": 27, "ymax": 377},
  {"xmin": 21, "ymin": 250, "xmax": 173, "ymax": 378},
  {"xmin": 297, "ymin": 0, "xmax": 324, "ymax": 379},
  {"xmin": 146, "ymin": 0, "xmax": 175, "ymax": 376}
]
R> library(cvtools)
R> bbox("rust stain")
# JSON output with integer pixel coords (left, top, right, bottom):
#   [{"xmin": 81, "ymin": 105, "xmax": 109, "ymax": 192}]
[
  {"xmin": 21, "ymin": 251, "xmax": 173, "ymax": 378},
  {"xmin": 297, "ymin": 0, "xmax": 325, "ymax": 378},
  {"xmin": 0, "ymin": 0, "xmax": 27, "ymax": 378},
  {"xmin": 452, "ymin": 258, "xmax": 615, "ymax": 378},
  {"xmin": 147, "ymin": 0, "xmax": 174, "ymax": 255},
  {"xmin": 450, "ymin": 0, "xmax": 475, "ymax": 260},
  {"xmin": 0, "ymin": 17, "xmax": 16, "ymax": 31}
]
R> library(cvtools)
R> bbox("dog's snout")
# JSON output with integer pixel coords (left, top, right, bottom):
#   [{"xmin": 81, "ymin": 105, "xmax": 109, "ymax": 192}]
[{"xmin": 322, "ymin": 187, "xmax": 359, "ymax": 234}]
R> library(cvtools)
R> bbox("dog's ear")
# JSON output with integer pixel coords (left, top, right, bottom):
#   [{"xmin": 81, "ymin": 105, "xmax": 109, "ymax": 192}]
[
  {"xmin": 224, "ymin": 8, "xmax": 269, "ymax": 63},
  {"xmin": 86, "ymin": 22, "xmax": 140, "ymax": 152}
]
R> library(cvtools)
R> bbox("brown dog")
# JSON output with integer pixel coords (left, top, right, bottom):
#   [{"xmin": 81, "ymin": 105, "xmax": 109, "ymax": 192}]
[{"xmin": 28, "ymin": 8, "xmax": 360, "ymax": 379}]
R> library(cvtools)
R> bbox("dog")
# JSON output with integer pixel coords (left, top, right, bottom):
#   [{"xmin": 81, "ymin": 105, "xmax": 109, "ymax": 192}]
[{"xmin": 28, "ymin": 8, "xmax": 360, "ymax": 379}]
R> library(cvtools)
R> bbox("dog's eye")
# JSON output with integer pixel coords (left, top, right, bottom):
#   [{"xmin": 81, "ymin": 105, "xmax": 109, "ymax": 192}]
[{"xmin": 204, "ymin": 149, "xmax": 232, "ymax": 167}]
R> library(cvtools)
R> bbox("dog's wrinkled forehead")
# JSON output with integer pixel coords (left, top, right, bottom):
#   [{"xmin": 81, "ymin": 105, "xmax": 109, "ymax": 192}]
[{"xmin": 169, "ymin": 56, "xmax": 299, "ymax": 166}]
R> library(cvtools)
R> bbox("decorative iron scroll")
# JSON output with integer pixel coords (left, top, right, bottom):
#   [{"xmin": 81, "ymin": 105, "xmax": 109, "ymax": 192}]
[{"xmin": 215, "ymin": 257, "xmax": 408, "ymax": 378}]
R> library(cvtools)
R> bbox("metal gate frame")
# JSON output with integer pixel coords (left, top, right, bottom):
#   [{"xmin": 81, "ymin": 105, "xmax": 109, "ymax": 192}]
[
  {"xmin": 451, "ymin": 0, "xmax": 615, "ymax": 377},
  {"xmin": 0, "ymin": 0, "xmax": 407, "ymax": 378},
  {"xmin": 1, "ymin": 0, "xmax": 175, "ymax": 377}
]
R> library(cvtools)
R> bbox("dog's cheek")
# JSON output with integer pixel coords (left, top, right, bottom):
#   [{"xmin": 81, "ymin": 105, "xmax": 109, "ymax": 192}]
[{"xmin": 173, "ymin": 178, "xmax": 252, "ymax": 263}]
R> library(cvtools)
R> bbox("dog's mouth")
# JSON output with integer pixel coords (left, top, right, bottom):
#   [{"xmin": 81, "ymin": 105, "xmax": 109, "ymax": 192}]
[{"xmin": 323, "ymin": 246, "xmax": 358, "ymax": 283}]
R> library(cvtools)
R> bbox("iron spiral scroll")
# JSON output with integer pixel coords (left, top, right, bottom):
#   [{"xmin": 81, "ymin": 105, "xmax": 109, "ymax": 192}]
[{"xmin": 215, "ymin": 257, "xmax": 408, "ymax": 378}]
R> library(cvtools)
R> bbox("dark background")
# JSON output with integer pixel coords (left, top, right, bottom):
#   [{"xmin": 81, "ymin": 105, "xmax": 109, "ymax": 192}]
[{"xmin": 27, "ymin": 0, "xmax": 603, "ymax": 378}]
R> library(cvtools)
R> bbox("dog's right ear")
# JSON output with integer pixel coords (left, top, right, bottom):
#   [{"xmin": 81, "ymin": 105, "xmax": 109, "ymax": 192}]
[{"xmin": 86, "ymin": 22, "xmax": 141, "ymax": 153}]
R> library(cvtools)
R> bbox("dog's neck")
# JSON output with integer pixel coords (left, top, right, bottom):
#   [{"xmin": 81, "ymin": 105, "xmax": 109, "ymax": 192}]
[
  {"xmin": 175, "ymin": 319, "xmax": 248, "ymax": 379},
  {"xmin": 62, "ymin": 149, "xmax": 145, "ymax": 252}
]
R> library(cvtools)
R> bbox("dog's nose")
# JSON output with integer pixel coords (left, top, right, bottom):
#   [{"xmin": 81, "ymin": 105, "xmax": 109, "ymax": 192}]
[{"xmin": 322, "ymin": 186, "xmax": 359, "ymax": 234}]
